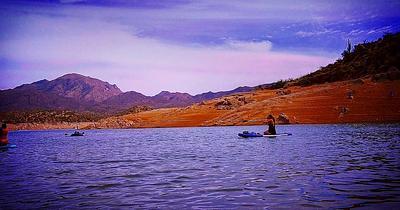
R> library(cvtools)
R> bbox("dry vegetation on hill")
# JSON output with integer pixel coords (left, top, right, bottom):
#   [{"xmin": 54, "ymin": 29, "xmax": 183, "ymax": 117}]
[{"xmin": 292, "ymin": 33, "xmax": 400, "ymax": 86}]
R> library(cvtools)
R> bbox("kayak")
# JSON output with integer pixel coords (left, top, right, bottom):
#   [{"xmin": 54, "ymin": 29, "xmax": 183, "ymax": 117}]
[
  {"xmin": 0, "ymin": 144, "xmax": 17, "ymax": 149},
  {"xmin": 238, "ymin": 132, "xmax": 263, "ymax": 138},
  {"xmin": 238, "ymin": 132, "xmax": 292, "ymax": 138}
]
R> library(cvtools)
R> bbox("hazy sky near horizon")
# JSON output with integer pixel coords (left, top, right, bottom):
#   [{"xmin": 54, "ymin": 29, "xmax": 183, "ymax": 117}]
[{"xmin": 1, "ymin": 0, "xmax": 399, "ymax": 95}]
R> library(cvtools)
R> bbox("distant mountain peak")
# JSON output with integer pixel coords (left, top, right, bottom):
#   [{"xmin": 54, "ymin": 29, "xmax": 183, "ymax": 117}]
[
  {"xmin": 157, "ymin": 90, "xmax": 171, "ymax": 95},
  {"xmin": 50, "ymin": 73, "xmax": 122, "ymax": 102},
  {"xmin": 58, "ymin": 73, "xmax": 84, "ymax": 78},
  {"xmin": 56, "ymin": 73, "xmax": 100, "ymax": 82}
]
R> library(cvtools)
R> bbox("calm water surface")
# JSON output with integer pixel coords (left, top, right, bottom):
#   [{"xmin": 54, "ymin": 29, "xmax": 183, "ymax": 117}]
[{"xmin": 1, "ymin": 124, "xmax": 400, "ymax": 209}]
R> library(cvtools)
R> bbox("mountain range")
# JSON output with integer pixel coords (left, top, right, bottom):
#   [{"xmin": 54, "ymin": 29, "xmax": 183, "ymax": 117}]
[{"xmin": 0, "ymin": 73, "xmax": 253, "ymax": 113}]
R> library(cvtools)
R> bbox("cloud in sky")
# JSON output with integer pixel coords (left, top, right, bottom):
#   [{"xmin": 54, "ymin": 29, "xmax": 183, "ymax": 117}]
[
  {"xmin": 225, "ymin": 40, "xmax": 272, "ymax": 52},
  {"xmin": 0, "ymin": 0, "xmax": 399, "ymax": 95}
]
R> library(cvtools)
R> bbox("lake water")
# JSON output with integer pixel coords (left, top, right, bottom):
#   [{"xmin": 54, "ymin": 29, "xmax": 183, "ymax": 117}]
[{"xmin": 1, "ymin": 124, "xmax": 400, "ymax": 209}]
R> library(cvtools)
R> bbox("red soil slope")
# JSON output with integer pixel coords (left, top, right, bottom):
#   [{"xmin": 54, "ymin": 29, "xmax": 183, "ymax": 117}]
[{"xmin": 85, "ymin": 78, "xmax": 399, "ymax": 129}]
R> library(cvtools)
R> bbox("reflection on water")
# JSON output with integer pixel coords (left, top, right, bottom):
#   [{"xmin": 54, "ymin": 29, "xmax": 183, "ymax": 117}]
[{"xmin": 0, "ymin": 124, "xmax": 400, "ymax": 208}]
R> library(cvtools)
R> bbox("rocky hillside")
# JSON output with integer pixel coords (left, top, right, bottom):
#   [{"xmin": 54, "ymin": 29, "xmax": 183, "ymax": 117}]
[{"xmin": 292, "ymin": 33, "xmax": 400, "ymax": 86}]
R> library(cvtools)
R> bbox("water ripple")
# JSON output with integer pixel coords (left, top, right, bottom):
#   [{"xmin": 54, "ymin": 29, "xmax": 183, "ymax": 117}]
[{"xmin": 1, "ymin": 124, "xmax": 400, "ymax": 209}]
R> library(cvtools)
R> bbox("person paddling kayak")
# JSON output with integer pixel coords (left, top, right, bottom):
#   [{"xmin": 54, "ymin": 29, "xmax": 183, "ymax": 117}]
[
  {"xmin": 264, "ymin": 115, "xmax": 276, "ymax": 135},
  {"xmin": 0, "ymin": 122, "xmax": 9, "ymax": 146}
]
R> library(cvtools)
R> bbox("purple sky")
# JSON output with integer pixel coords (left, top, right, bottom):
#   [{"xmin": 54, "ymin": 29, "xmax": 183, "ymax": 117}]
[{"xmin": 1, "ymin": 0, "xmax": 399, "ymax": 95}]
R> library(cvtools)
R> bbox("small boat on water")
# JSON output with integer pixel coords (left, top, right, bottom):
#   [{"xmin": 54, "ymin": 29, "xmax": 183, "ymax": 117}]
[
  {"xmin": 68, "ymin": 124, "xmax": 85, "ymax": 136},
  {"xmin": 70, "ymin": 131, "xmax": 84, "ymax": 136}
]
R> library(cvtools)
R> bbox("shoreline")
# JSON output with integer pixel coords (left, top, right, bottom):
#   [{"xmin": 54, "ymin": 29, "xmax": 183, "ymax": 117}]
[{"xmin": 8, "ymin": 121, "xmax": 400, "ymax": 131}]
